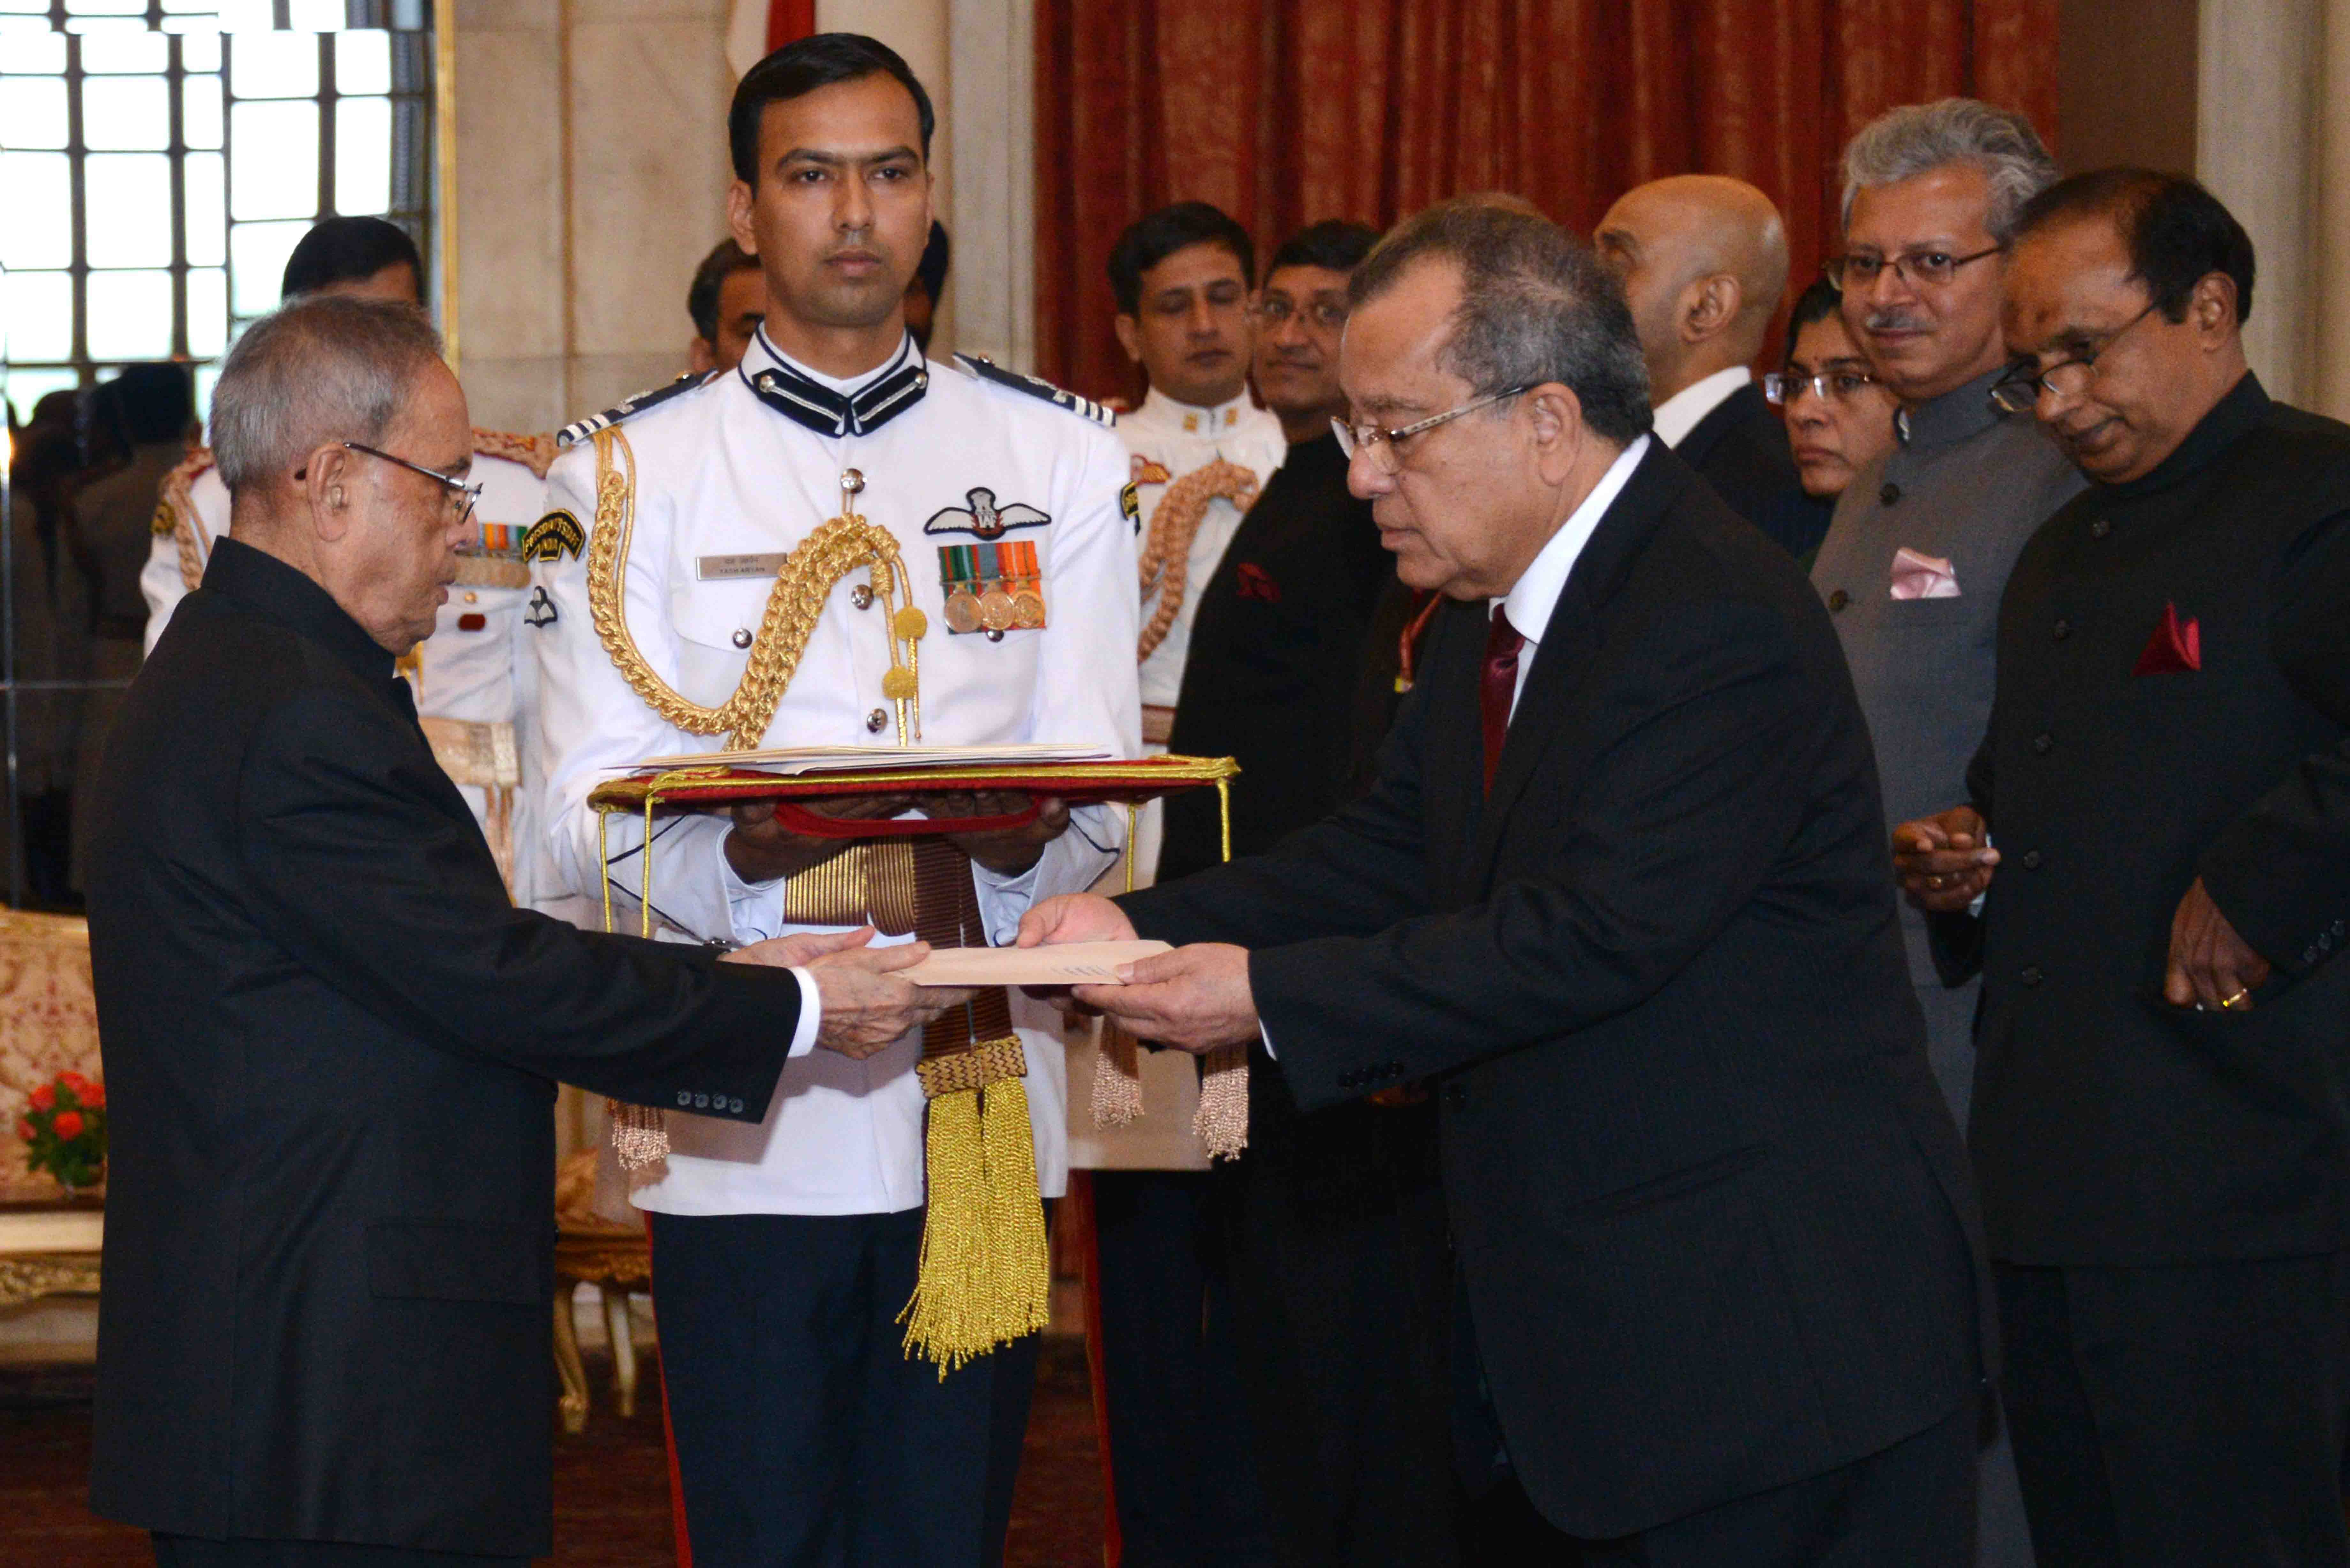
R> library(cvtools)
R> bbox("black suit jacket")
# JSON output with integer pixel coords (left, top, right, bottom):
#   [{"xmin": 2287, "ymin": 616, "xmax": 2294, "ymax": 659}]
[
  {"xmin": 1944, "ymin": 375, "xmax": 2350, "ymax": 1264},
  {"xmin": 1121, "ymin": 442, "xmax": 1986, "ymax": 1536},
  {"xmin": 85, "ymin": 540, "xmax": 799, "ymax": 1557},
  {"xmin": 1677, "ymin": 381, "xmax": 1833, "ymax": 561}
]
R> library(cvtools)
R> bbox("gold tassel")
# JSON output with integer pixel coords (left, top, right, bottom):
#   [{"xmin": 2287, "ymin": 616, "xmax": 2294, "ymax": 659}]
[
  {"xmin": 1194, "ymin": 1043, "xmax": 1249, "ymax": 1160},
  {"xmin": 901, "ymin": 1038, "xmax": 1051, "ymax": 1375},
  {"xmin": 1091, "ymin": 1021, "xmax": 1146, "ymax": 1127}
]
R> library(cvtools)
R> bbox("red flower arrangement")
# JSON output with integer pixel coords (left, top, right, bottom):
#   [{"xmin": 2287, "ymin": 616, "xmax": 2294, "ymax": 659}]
[{"xmin": 19, "ymin": 1070, "xmax": 105, "ymax": 1192}]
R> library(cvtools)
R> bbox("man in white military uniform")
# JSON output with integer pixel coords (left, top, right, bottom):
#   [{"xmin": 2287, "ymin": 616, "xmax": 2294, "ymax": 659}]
[
  {"xmin": 141, "ymin": 216, "xmax": 564, "ymax": 910},
  {"xmin": 530, "ymin": 36, "xmax": 1136, "ymax": 1566},
  {"xmin": 1078, "ymin": 199, "xmax": 1288, "ymax": 1568}
]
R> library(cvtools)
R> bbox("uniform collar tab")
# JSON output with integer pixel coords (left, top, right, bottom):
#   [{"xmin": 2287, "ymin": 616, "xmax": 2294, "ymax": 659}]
[
  {"xmin": 742, "ymin": 329, "xmax": 929, "ymax": 438},
  {"xmin": 1140, "ymin": 385, "xmax": 1256, "ymax": 435}
]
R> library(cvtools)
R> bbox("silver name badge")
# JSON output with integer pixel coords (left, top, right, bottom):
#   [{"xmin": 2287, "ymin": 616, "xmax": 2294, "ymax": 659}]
[{"xmin": 697, "ymin": 552, "xmax": 788, "ymax": 581}]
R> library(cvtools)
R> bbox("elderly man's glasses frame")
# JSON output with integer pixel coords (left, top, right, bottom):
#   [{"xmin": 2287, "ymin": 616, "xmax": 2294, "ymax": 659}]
[
  {"xmin": 338, "ymin": 441, "xmax": 485, "ymax": 525},
  {"xmin": 1988, "ymin": 299, "xmax": 2164, "ymax": 415},
  {"xmin": 1823, "ymin": 245, "xmax": 2004, "ymax": 291},
  {"xmin": 1333, "ymin": 387, "xmax": 1529, "ymax": 474},
  {"xmin": 1763, "ymin": 369, "xmax": 1881, "ymax": 407}
]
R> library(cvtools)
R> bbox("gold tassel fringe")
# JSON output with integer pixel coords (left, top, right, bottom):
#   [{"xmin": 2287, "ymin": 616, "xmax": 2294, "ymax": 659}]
[
  {"xmin": 901, "ymin": 1039, "xmax": 1051, "ymax": 1375},
  {"xmin": 1091, "ymin": 1021, "xmax": 1146, "ymax": 1127},
  {"xmin": 1194, "ymin": 1043, "xmax": 1249, "ymax": 1161},
  {"xmin": 610, "ymin": 1098, "xmax": 670, "ymax": 1174}
]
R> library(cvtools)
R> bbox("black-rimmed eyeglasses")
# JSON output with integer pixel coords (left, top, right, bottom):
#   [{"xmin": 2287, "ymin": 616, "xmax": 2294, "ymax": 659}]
[
  {"xmin": 1824, "ymin": 245, "xmax": 2003, "ymax": 292},
  {"xmin": 1988, "ymin": 300, "xmax": 2163, "ymax": 414},
  {"xmin": 339, "ymin": 441, "xmax": 484, "ymax": 524}
]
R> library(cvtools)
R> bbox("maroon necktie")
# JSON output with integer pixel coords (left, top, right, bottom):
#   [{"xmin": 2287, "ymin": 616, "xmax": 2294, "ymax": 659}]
[{"xmin": 1480, "ymin": 606, "xmax": 1525, "ymax": 792}]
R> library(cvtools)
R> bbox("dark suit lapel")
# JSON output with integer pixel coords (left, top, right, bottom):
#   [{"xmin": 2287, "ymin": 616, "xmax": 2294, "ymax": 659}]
[
  {"xmin": 1415, "ymin": 599, "xmax": 1490, "ymax": 892},
  {"xmin": 1468, "ymin": 443, "xmax": 1692, "ymax": 887}
]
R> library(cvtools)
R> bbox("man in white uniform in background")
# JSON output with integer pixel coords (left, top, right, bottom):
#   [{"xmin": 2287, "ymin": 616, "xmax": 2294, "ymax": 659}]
[
  {"xmin": 530, "ymin": 35, "xmax": 1136, "ymax": 1567},
  {"xmin": 1077, "ymin": 199, "xmax": 1288, "ymax": 1567},
  {"xmin": 142, "ymin": 216, "xmax": 564, "ymax": 910}
]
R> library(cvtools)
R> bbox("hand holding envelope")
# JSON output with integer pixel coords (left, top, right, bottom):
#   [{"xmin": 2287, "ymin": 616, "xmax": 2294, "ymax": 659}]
[{"xmin": 1009, "ymin": 893, "xmax": 1265, "ymax": 1054}]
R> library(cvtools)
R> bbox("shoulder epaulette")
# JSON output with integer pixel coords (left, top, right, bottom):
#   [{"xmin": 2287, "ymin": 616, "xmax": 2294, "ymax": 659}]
[
  {"xmin": 557, "ymin": 371, "xmax": 715, "ymax": 449},
  {"xmin": 471, "ymin": 427, "xmax": 561, "ymax": 479},
  {"xmin": 953, "ymin": 353, "xmax": 1117, "ymax": 428}
]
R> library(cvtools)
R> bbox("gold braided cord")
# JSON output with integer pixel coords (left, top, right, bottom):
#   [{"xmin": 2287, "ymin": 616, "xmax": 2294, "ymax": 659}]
[
  {"xmin": 585, "ymin": 427, "xmax": 919, "ymax": 750},
  {"xmin": 1137, "ymin": 460, "xmax": 1259, "ymax": 662},
  {"xmin": 161, "ymin": 446, "xmax": 215, "ymax": 592}
]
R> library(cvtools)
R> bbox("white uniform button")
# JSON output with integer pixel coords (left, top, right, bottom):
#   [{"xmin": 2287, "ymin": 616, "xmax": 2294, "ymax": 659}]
[
  {"xmin": 841, "ymin": 468, "xmax": 865, "ymax": 495},
  {"xmin": 851, "ymin": 585, "xmax": 875, "ymax": 610},
  {"xmin": 866, "ymin": 708, "xmax": 888, "ymax": 733},
  {"xmin": 731, "ymin": 628, "xmax": 753, "ymax": 649}
]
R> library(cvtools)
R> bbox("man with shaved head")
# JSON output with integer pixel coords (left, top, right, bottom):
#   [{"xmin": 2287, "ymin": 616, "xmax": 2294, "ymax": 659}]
[{"xmin": 1596, "ymin": 174, "xmax": 1830, "ymax": 558}]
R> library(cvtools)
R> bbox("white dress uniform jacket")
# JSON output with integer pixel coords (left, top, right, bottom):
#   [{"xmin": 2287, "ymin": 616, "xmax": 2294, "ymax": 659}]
[
  {"xmin": 532, "ymin": 330, "xmax": 1140, "ymax": 1218},
  {"xmin": 142, "ymin": 437, "xmax": 562, "ymax": 908}
]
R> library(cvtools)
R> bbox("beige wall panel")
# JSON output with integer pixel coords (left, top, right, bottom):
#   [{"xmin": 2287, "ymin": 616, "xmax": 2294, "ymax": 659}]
[
  {"xmin": 453, "ymin": 25, "xmax": 564, "ymax": 367},
  {"xmin": 2197, "ymin": 0, "xmax": 2320, "ymax": 403}
]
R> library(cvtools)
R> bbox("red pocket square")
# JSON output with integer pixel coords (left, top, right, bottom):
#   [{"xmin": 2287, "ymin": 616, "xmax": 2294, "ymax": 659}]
[{"xmin": 2133, "ymin": 601, "xmax": 2202, "ymax": 675}]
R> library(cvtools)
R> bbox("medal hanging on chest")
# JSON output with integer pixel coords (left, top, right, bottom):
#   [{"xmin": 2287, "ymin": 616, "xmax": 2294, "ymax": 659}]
[{"xmin": 938, "ymin": 540, "xmax": 1046, "ymax": 636}]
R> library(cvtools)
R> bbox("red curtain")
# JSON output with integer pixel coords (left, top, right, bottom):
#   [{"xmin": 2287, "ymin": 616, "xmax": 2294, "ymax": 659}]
[{"xmin": 1034, "ymin": 0, "xmax": 2058, "ymax": 403}]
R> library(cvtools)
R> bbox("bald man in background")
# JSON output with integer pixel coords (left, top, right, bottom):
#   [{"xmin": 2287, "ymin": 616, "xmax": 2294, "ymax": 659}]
[{"xmin": 1597, "ymin": 175, "xmax": 1831, "ymax": 558}]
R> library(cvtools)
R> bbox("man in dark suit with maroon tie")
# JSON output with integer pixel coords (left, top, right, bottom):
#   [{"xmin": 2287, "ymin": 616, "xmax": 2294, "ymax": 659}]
[{"xmin": 1024, "ymin": 200, "xmax": 1989, "ymax": 1563}]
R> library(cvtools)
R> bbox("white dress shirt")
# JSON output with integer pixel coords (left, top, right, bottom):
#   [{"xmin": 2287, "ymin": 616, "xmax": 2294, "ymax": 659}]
[
  {"xmin": 1648, "ymin": 366, "xmax": 1751, "ymax": 453},
  {"xmin": 534, "ymin": 328, "xmax": 1140, "ymax": 1216}
]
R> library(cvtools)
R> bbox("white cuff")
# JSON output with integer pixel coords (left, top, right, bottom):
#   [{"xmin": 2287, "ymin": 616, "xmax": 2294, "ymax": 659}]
[
  {"xmin": 973, "ymin": 854, "xmax": 1046, "ymax": 947},
  {"xmin": 717, "ymin": 828, "xmax": 787, "ymax": 943},
  {"xmin": 787, "ymin": 966, "xmax": 821, "ymax": 1058},
  {"xmin": 1257, "ymin": 1020, "xmax": 1276, "ymax": 1061}
]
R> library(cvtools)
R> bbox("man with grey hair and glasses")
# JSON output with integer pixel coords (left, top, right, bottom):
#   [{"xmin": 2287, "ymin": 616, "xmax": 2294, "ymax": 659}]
[
  {"xmin": 81, "ymin": 295, "xmax": 942, "ymax": 1568},
  {"xmin": 1020, "ymin": 198, "xmax": 1989, "ymax": 1563},
  {"xmin": 1809, "ymin": 101, "xmax": 2083, "ymax": 1564}
]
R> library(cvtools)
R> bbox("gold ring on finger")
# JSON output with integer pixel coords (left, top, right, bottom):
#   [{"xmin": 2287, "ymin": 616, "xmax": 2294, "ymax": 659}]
[{"xmin": 2219, "ymin": 989, "xmax": 2250, "ymax": 1009}]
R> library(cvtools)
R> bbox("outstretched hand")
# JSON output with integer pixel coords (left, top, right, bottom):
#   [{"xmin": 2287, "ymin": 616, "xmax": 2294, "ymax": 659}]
[
  {"xmin": 1072, "ymin": 943, "xmax": 1259, "ymax": 1055},
  {"xmin": 721, "ymin": 926, "xmax": 970, "ymax": 1059},
  {"xmin": 1016, "ymin": 893, "xmax": 1138, "ymax": 949}
]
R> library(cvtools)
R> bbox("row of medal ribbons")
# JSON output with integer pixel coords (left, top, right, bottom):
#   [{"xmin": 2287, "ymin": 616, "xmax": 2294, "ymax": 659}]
[{"xmin": 938, "ymin": 540, "xmax": 1046, "ymax": 635}]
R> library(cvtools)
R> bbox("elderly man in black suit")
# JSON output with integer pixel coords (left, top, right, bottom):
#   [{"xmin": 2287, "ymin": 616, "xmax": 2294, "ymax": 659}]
[
  {"xmin": 1898, "ymin": 170, "xmax": 2350, "ymax": 1567},
  {"xmin": 1024, "ymin": 200, "xmax": 1988, "ymax": 1564},
  {"xmin": 83, "ymin": 296, "xmax": 946, "ymax": 1568},
  {"xmin": 1594, "ymin": 174, "xmax": 1831, "ymax": 560}
]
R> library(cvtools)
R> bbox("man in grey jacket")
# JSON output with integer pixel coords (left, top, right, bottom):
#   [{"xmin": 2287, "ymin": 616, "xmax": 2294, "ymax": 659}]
[{"xmin": 1808, "ymin": 97, "xmax": 2084, "ymax": 1568}]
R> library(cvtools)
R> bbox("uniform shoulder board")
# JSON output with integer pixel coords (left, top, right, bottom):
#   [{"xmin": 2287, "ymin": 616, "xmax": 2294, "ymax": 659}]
[
  {"xmin": 556, "ymin": 370, "xmax": 716, "ymax": 449},
  {"xmin": 952, "ymin": 353, "xmax": 1117, "ymax": 429},
  {"xmin": 471, "ymin": 426, "xmax": 560, "ymax": 479}
]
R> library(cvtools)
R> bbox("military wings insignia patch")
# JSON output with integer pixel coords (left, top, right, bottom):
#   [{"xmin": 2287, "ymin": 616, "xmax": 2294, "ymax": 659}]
[
  {"xmin": 1130, "ymin": 455, "xmax": 1172, "ymax": 485},
  {"xmin": 523, "ymin": 510, "xmax": 585, "ymax": 562},
  {"xmin": 924, "ymin": 486, "xmax": 1051, "ymax": 540}
]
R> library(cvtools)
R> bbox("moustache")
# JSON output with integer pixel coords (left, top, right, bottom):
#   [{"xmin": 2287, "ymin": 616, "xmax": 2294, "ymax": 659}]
[{"xmin": 1863, "ymin": 309, "xmax": 1932, "ymax": 335}]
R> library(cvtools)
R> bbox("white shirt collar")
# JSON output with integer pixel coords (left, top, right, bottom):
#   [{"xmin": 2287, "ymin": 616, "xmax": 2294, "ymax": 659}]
[
  {"xmin": 1494, "ymin": 434, "xmax": 1650, "ymax": 646},
  {"xmin": 746, "ymin": 325, "xmax": 916, "ymax": 396},
  {"xmin": 1649, "ymin": 366, "xmax": 1751, "ymax": 450},
  {"xmin": 1135, "ymin": 385, "xmax": 1259, "ymax": 437}
]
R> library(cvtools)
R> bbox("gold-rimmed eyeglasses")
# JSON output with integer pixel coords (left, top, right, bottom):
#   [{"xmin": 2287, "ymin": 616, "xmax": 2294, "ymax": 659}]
[
  {"xmin": 337, "ymin": 441, "xmax": 484, "ymax": 524},
  {"xmin": 1332, "ymin": 387, "xmax": 1528, "ymax": 475}
]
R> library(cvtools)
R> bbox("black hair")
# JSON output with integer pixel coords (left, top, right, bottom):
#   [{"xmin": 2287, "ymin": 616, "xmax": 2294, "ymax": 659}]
[
  {"xmin": 1783, "ymin": 278, "xmax": 1844, "ymax": 363},
  {"xmin": 1106, "ymin": 202, "xmax": 1255, "ymax": 316},
  {"xmin": 687, "ymin": 237, "xmax": 762, "ymax": 342},
  {"xmin": 912, "ymin": 220, "xmax": 951, "ymax": 303},
  {"xmin": 280, "ymin": 216, "xmax": 424, "ymax": 301},
  {"xmin": 2015, "ymin": 167, "xmax": 2256, "ymax": 325},
  {"xmin": 92, "ymin": 362, "xmax": 194, "ymax": 446},
  {"xmin": 729, "ymin": 33, "xmax": 935, "ymax": 186},
  {"xmin": 1265, "ymin": 219, "xmax": 1379, "ymax": 281}
]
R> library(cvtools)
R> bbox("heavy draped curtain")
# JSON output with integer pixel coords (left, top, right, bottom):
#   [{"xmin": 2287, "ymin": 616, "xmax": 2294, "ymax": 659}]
[{"xmin": 1035, "ymin": 0, "xmax": 2058, "ymax": 402}]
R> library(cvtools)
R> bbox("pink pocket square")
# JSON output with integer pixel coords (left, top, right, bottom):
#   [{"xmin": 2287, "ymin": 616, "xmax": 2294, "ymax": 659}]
[
  {"xmin": 1890, "ymin": 547, "xmax": 1960, "ymax": 600},
  {"xmin": 2133, "ymin": 600, "xmax": 2202, "ymax": 675}
]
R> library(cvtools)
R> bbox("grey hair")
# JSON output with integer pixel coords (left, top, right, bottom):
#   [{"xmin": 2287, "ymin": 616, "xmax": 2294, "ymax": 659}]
[
  {"xmin": 1840, "ymin": 98, "xmax": 2058, "ymax": 243},
  {"xmin": 209, "ymin": 296, "xmax": 446, "ymax": 494},
  {"xmin": 1348, "ymin": 199, "xmax": 1652, "ymax": 444}
]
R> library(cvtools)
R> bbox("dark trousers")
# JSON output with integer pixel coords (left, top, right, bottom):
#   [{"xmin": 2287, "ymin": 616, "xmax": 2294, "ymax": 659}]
[
  {"xmin": 1090, "ymin": 1167, "xmax": 1277, "ymax": 1567},
  {"xmin": 1469, "ymin": 1397, "xmax": 1977, "ymax": 1567},
  {"xmin": 153, "ymin": 1539, "xmax": 525, "ymax": 1567},
  {"xmin": 1222, "ymin": 1106, "xmax": 1464, "ymax": 1567},
  {"xmin": 649, "ymin": 1205, "xmax": 1043, "ymax": 1568},
  {"xmin": 1997, "ymin": 1253, "xmax": 2350, "ymax": 1567}
]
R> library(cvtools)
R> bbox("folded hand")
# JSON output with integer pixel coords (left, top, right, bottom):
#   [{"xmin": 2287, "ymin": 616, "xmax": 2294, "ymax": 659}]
[{"xmin": 1892, "ymin": 805, "xmax": 1999, "ymax": 913}]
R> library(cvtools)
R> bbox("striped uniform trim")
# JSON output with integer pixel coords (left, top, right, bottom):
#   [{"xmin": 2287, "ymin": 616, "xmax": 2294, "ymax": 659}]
[
  {"xmin": 556, "ymin": 371, "xmax": 713, "ymax": 449},
  {"xmin": 952, "ymin": 353, "xmax": 1117, "ymax": 428}
]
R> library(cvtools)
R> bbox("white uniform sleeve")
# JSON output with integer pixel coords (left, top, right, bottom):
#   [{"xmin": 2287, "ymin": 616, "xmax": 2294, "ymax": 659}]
[
  {"xmin": 973, "ymin": 421, "xmax": 1141, "ymax": 945},
  {"xmin": 142, "ymin": 467, "xmax": 224, "ymax": 654},
  {"xmin": 532, "ymin": 440, "xmax": 742, "ymax": 942}
]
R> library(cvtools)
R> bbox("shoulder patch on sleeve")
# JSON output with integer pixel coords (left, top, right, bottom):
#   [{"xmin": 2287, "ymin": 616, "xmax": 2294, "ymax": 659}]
[
  {"xmin": 556, "ymin": 371, "xmax": 715, "ymax": 449},
  {"xmin": 523, "ymin": 509, "xmax": 586, "ymax": 563},
  {"xmin": 1119, "ymin": 480, "xmax": 1141, "ymax": 530},
  {"xmin": 952, "ymin": 353, "xmax": 1117, "ymax": 428}
]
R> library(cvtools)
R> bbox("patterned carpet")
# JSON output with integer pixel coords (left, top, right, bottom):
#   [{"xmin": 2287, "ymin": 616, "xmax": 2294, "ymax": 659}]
[{"xmin": 0, "ymin": 1338, "xmax": 1105, "ymax": 1567}]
